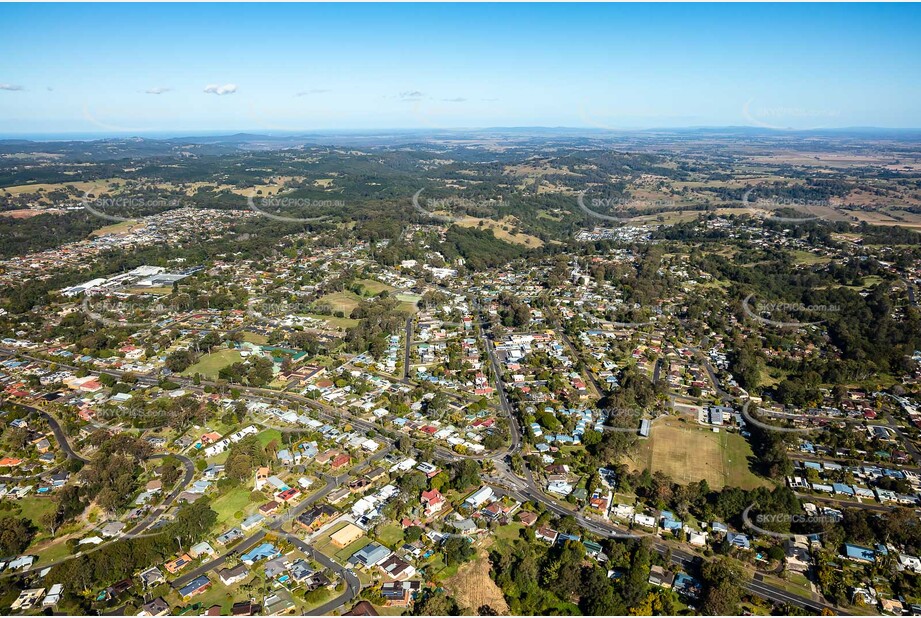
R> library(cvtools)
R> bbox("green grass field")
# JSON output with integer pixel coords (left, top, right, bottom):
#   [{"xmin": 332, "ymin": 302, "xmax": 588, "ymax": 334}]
[
  {"xmin": 845, "ymin": 275, "xmax": 884, "ymax": 291},
  {"xmin": 395, "ymin": 293, "xmax": 421, "ymax": 314},
  {"xmin": 627, "ymin": 416, "xmax": 770, "ymax": 490},
  {"xmin": 181, "ymin": 349, "xmax": 243, "ymax": 379},
  {"xmin": 241, "ymin": 331, "xmax": 269, "ymax": 345},
  {"xmin": 356, "ymin": 279, "xmax": 395, "ymax": 296},
  {"xmin": 493, "ymin": 522, "xmax": 525, "ymax": 543},
  {"xmin": 790, "ymin": 250, "xmax": 832, "ymax": 265},
  {"xmin": 334, "ymin": 536, "xmax": 373, "ymax": 563},
  {"xmin": 211, "ymin": 485, "xmax": 256, "ymax": 525},
  {"xmin": 316, "ymin": 291, "xmax": 364, "ymax": 315},
  {"xmin": 305, "ymin": 313, "xmax": 360, "ymax": 329},
  {"xmin": 15, "ymin": 496, "xmax": 56, "ymax": 531},
  {"xmin": 375, "ymin": 522, "xmax": 404, "ymax": 549},
  {"xmin": 255, "ymin": 428, "xmax": 283, "ymax": 449},
  {"xmin": 33, "ymin": 537, "xmax": 74, "ymax": 563}
]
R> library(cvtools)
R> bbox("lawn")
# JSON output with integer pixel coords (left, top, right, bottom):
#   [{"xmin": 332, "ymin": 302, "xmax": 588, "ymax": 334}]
[
  {"xmin": 241, "ymin": 331, "xmax": 269, "ymax": 345},
  {"xmin": 32, "ymin": 535, "xmax": 75, "ymax": 563},
  {"xmin": 844, "ymin": 275, "xmax": 884, "ymax": 291},
  {"xmin": 493, "ymin": 522, "xmax": 525, "ymax": 544},
  {"xmin": 334, "ymin": 536, "xmax": 374, "ymax": 563},
  {"xmin": 316, "ymin": 291, "xmax": 364, "ymax": 315},
  {"xmin": 356, "ymin": 279, "xmax": 395, "ymax": 296},
  {"xmin": 394, "ymin": 293, "xmax": 421, "ymax": 314},
  {"xmin": 419, "ymin": 552, "xmax": 455, "ymax": 583},
  {"xmin": 305, "ymin": 313, "xmax": 360, "ymax": 330},
  {"xmin": 211, "ymin": 485, "xmax": 256, "ymax": 525},
  {"xmin": 375, "ymin": 522, "xmax": 404, "ymax": 549},
  {"xmin": 256, "ymin": 428, "xmax": 283, "ymax": 449},
  {"xmin": 790, "ymin": 250, "xmax": 832, "ymax": 265},
  {"xmin": 166, "ymin": 577, "xmax": 247, "ymax": 614},
  {"xmin": 90, "ymin": 220, "xmax": 143, "ymax": 237},
  {"xmin": 181, "ymin": 349, "xmax": 243, "ymax": 380},
  {"xmin": 15, "ymin": 496, "xmax": 56, "ymax": 531},
  {"xmin": 626, "ymin": 416, "xmax": 770, "ymax": 490}
]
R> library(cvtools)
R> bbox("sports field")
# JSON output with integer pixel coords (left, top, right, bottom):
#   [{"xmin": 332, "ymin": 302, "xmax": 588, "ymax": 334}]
[
  {"xmin": 316, "ymin": 291, "xmax": 364, "ymax": 315},
  {"xmin": 626, "ymin": 416, "xmax": 769, "ymax": 490},
  {"xmin": 356, "ymin": 278, "xmax": 394, "ymax": 295}
]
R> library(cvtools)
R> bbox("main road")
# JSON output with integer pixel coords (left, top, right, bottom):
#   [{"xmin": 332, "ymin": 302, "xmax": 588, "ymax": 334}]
[
  {"xmin": 475, "ymin": 311, "xmax": 846, "ymax": 615},
  {"xmin": 0, "ymin": 338, "xmax": 844, "ymax": 614}
]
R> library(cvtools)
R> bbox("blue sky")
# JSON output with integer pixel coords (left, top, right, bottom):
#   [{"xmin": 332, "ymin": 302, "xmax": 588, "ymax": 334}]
[{"xmin": 1, "ymin": 3, "xmax": 920, "ymax": 135}]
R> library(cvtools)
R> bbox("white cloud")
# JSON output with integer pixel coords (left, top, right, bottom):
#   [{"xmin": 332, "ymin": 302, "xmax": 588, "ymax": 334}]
[
  {"xmin": 399, "ymin": 90, "xmax": 424, "ymax": 101},
  {"xmin": 442, "ymin": 97, "xmax": 467, "ymax": 103},
  {"xmin": 204, "ymin": 83, "xmax": 237, "ymax": 96},
  {"xmin": 145, "ymin": 87, "xmax": 171, "ymax": 95},
  {"xmin": 0, "ymin": 84, "xmax": 24, "ymax": 91}
]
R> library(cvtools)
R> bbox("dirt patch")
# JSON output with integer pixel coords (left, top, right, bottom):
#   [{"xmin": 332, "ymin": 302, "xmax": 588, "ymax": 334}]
[
  {"xmin": 0, "ymin": 209, "xmax": 59, "ymax": 218},
  {"xmin": 455, "ymin": 216, "xmax": 543, "ymax": 247},
  {"xmin": 443, "ymin": 550, "xmax": 510, "ymax": 615}
]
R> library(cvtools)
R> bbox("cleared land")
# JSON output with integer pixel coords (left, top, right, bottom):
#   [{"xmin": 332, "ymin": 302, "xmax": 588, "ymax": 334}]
[
  {"xmin": 316, "ymin": 291, "xmax": 364, "ymax": 315},
  {"xmin": 181, "ymin": 349, "xmax": 243, "ymax": 379},
  {"xmin": 394, "ymin": 292, "xmax": 421, "ymax": 314},
  {"xmin": 241, "ymin": 331, "xmax": 269, "ymax": 345},
  {"xmin": 627, "ymin": 416, "xmax": 769, "ymax": 490},
  {"xmin": 305, "ymin": 312, "xmax": 360, "ymax": 330},
  {"xmin": 455, "ymin": 216, "xmax": 544, "ymax": 247},
  {"xmin": 443, "ymin": 549, "xmax": 510, "ymax": 615},
  {"xmin": 210, "ymin": 485, "xmax": 254, "ymax": 524},
  {"xmin": 89, "ymin": 220, "xmax": 143, "ymax": 237},
  {"xmin": 356, "ymin": 278, "xmax": 395, "ymax": 295},
  {"xmin": 1, "ymin": 178, "xmax": 126, "ymax": 199}
]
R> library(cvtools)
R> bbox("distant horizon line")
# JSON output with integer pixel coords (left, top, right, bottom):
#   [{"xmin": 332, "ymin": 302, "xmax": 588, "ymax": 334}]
[{"xmin": 3, "ymin": 124, "xmax": 921, "ymax": 143}]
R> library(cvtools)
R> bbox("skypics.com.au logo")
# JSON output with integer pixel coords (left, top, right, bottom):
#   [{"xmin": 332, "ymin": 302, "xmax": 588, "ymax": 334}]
[
  {"xmin": 247, "ymin": 194, "xmax": 337, "ymax": 224},
  {"xmin": 412, "ymin": 189, "xmax": 502, "ymax": 223},
  {"xmin": 741, "ymin": 98, "xmax": 840, "ymax": 132},
  {"xmin": 740, "ymin": 400, "xmax": 826, "ymax": 436},
  {"xmin": 81, "ymin": 194, "xmax": 182, "ymax": 223},
  {"xmin": 741, "ymin": 294, "xmax": 839, "ymax": 329},
  {"xmin": 741, "ymin": 503, "xmax": 836, "ymax": 540},
  {"xmin": 740, "ymin": 186, "xmax": 831, "ymax": 223},
  {"xmin": 81, "ymin": 190, "xmax": 336, "ymax": 225},
  {"xmin": 82, "ymin": 296, "xmax": 174, "ymax": 329},
  {"xmin": 577, "ymin": 193, "xmax": 678, "ymax": 223}
]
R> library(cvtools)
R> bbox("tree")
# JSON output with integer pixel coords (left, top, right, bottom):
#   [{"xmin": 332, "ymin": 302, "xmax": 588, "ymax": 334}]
[
  {"xmin": 404, "ymin": 526, "xmax": 423, "ymax": 542},
  {"xmin": 579, "ymin": 565, "xmax": 622, "ymax": 615},
  {"xmin": 442, "ymin": 536, "xmax": 475, "ymax": 566},
  {"xmin": 411, "ymin": 590, "xmax": 459, "ymax": 616},
  {"xmin": 160, "ymin": 457, "xmax": 181, "ymax": 488},
  {"xmin": 0, "ymin": 517, "xmax": 36, "ymax": 555},
  {"xmin": 451, "ymin": 459, "xmax": 481, "ymax": 491},
  {"xmin": 699, "ymin": 557, "xmax": 750, "ymax": 615}
]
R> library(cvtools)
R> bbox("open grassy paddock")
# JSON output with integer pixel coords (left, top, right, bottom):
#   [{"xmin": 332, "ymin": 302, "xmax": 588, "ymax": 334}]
[
  {"xmin": 316, "ymin": 291, "xmax": 364, "ymax": 315},
  {"xmin": 180, "ymin": 349, "xmax": 243, "ymax": 379},
  {"xmin": 626, "ymin": 416, "xmax": 769, "ymax": 490}
]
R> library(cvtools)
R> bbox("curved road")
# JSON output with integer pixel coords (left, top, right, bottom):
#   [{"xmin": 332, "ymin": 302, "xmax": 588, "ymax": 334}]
[
  {"xmin": 0, "ymin": 398, "xmax": 196, "ymax": 577},
  {"xmin": 0, "ymin": 337, "xmax": 846, "ymax": 614}
]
